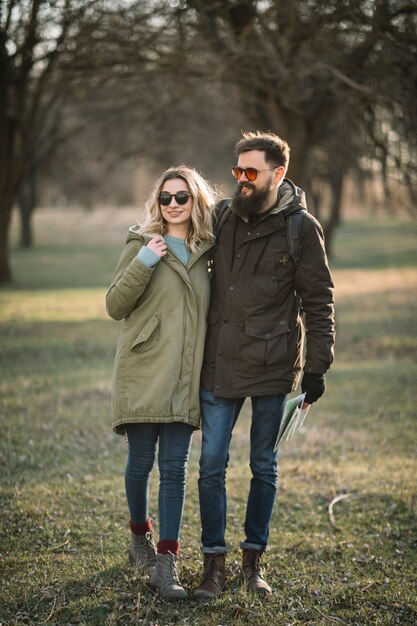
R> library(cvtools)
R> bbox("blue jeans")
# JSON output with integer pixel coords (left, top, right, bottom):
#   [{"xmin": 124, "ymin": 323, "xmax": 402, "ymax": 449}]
[
  {"xmin": 125, "ymin": 422, "xmax": 194, "ymax": 541},
  {"xmin": 198, "ymin": 387, "xmax": 287, "ymax": 553}
]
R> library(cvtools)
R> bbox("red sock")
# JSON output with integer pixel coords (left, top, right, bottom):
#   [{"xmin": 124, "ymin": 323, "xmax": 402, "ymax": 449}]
[
  {"xmin": 130, "ymin": 518, "xmax": 152, "ymax": 536},
  {"xmin": 157, "ymin": 540, "xmax": 180, "ymax": 555}
]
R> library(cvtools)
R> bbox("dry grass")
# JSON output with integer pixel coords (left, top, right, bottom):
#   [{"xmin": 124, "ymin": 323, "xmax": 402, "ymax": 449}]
[{"xmin": 0, "ymin": 208, "xmax": 416, "ymax": 625}]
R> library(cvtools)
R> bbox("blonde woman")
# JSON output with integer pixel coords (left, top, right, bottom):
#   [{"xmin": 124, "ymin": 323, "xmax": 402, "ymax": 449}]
[{"xmin": 106, "ymin": 166, "xmax": 216, "ymax": 600}]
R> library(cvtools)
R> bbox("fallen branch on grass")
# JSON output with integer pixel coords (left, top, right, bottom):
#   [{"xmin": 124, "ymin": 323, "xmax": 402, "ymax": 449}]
[
  {"xmin": 314, "ymin": 605, "xmax": 345, "ymax": 623},
  {"xmin": 328, "ymin": 493, "xmax": 353, "ymax": 530}
]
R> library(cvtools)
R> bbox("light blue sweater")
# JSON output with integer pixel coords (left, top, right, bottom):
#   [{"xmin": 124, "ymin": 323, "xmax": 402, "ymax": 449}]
[{"xmin": 137, "ymin": 235, "xmax": 191, "ymax": 267}]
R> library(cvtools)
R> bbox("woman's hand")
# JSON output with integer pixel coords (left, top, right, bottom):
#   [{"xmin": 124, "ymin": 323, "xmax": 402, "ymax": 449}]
[{"xmin": 147, "ymin": 236, "xmax": 168, "ymax": 258}]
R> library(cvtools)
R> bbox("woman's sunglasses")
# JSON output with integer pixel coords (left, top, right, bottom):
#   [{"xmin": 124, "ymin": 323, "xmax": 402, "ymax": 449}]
[
  {"xmin": 159, "ymin": 191, "xmax": 191, "ymax": 206},
  {"xmin": 231, "ymin": 166, "xmax": 277, "ymax": 182}
]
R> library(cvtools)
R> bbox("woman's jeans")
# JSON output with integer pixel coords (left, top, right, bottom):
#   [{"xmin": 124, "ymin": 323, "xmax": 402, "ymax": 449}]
[
  {"xmin": 198, "ymin": 387, "xmax": 287, "ymax": 553},
  {"xmin": 125, "ymin": 422, "xmax": 194, "ymax": 541}
]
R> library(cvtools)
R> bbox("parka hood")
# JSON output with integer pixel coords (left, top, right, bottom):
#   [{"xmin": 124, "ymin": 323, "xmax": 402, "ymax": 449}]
[
  {"xmin": 126, "ymin": 224, "xmax": 150, "ymax": 244},
  {"xmin": 272, "ymin": 178, "xmax": 307, "ymax": 217}
]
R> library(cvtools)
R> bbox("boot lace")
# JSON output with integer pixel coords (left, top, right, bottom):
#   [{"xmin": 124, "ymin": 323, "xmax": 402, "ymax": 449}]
[
  {"xmin": 143, "ymin": 532, "xmax": 156, "ymax": 561},
  {"xmin": 133, "ymin": 532, "xmax": 156, "ymax": 565},
  {"xmin": 163, "ymin": 552, "xmax": 181, "ymax": 585}
]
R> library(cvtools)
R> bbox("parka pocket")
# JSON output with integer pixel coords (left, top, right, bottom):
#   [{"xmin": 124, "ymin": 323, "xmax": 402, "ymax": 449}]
[
  {"xmin": 244, "ymin": 319, "xmax": 289, "ymax": 366},
  {"xmin": 130, "ymin": 315, "xmax": 160, "ymax": 354}
]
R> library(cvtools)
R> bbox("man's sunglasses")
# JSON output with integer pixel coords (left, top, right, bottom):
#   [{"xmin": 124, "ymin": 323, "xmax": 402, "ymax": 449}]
[
  {"xmin": 231, "ymin": 166, "xmax": 277, "ymax": 182},
  {"xmin": 159, "ymin": 191, "xmax": 191, "ymax": 206}
]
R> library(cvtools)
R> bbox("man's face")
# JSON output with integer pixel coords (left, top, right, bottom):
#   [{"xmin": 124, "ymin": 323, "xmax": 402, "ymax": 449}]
[{"xmin": 230, "ymin": 150, "xmax": 278, "ymax": 219}]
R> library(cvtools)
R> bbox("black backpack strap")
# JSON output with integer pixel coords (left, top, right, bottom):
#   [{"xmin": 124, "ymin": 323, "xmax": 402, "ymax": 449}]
[
  {"xmin": 208, "ymin": 199, "xmax": 231, "ymax": 278},
  {"xmin": 286, "ymin": 209, "xmax": 306, "ymax": 266},
  {"xmin": 213, "ymin": 199, "xmax": 231, "ymax": 238}
]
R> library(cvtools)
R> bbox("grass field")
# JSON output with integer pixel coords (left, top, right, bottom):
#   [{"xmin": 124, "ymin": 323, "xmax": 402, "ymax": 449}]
[{"xmin": 1, "ymin": 208, "xmax": 416, "ymax": 625}]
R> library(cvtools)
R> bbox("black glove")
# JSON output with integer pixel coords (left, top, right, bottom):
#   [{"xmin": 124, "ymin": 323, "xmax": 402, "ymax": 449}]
[{"xmin": 301, "ymin": 372, "xmax": 326, "ymax": 404}]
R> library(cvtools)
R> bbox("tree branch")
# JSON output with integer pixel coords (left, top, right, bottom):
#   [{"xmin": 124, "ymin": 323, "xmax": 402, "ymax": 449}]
[
  {"xmin": 315, "ymin": 63, "xmax": 372, "ymax": 94},
  {"xmin": 328, "ymin": 493, "xmax": 352, "ymax": 531}
]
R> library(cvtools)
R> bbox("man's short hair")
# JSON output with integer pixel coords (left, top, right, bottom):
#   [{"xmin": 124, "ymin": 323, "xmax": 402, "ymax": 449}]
[{"xmin": 235, "ymin": 131, "xmax": 290, "ymax": 169}]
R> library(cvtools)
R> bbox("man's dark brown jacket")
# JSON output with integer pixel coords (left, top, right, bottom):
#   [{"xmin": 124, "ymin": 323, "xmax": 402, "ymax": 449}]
[{"xmin": 201, "ymin": 179, "xmax": 335, "ymax": 398}]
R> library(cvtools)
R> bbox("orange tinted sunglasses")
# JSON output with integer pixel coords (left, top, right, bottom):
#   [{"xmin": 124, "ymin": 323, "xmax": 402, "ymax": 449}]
[{"xmin": 231, "ymin": 166, "xmax": 277, "ymax": 181}]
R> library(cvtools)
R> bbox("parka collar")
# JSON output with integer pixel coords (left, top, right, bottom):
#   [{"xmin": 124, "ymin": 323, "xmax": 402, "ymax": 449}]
[
  {"xmin": 271, "ymin": 178, "xmax": 307, "ymax": 217},
  {"xmin": 126, "ymin": 225, "xmax": 214, "ymax": 283}
]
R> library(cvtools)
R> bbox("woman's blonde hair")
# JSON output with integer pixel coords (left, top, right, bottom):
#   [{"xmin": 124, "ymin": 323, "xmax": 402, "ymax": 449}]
[{"xmin": 139, "ymin": 166, "xmax": 218, "ymax": 251}]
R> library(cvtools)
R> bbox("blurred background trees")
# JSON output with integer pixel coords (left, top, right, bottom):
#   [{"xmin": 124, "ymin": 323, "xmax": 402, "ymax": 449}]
[
  {"xmin": 185, "ymin": 0, "xmax": 417, "ymax": 253},
  {"xmin": 1, "ymin": 0, "xmax": 416, "ymax": 283},
  {"xmin": 1, "ymin": 0, "xmax": 103, "ymax": 280}
]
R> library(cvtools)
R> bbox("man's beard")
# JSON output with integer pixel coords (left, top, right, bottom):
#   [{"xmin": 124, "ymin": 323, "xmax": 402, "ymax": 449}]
[{"xmin": 230, "ymin": 182, "xmax": 271, "ymax": 219}]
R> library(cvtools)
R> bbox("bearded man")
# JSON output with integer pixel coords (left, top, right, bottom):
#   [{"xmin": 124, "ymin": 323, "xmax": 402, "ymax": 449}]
[{"xmin": 193, "ymin": 131, "xmax": 335, "ymax": 599}]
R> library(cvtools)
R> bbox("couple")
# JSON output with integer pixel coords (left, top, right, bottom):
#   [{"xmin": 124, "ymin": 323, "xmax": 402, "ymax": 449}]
[{"xmin": 106, "ymin": 131, "xmax": 335, "ymax": 601}]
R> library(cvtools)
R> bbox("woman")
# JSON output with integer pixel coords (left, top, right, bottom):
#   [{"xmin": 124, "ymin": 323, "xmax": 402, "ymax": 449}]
[{"xmin": 106, "ymin": 166, "xmax": 216, "ymax": 600}]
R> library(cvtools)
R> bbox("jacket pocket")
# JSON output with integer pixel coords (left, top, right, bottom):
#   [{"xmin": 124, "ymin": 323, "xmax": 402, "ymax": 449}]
[
  {"xmin": 244, "ymin": 319, "xmax": 289, "ymax": 366},
  {"xmin": 130, "ymin": 315, "xmax": 160, "ymax": 353}
]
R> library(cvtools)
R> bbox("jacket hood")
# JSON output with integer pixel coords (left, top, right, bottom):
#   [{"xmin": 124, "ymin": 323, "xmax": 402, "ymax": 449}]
[
  {"xmin": 272, "ymin": 178, "xmax": 307, "ymax": 217},
  {"xmin": 126, "ymin": 224, "xmax": 150, "ymax": 244}
]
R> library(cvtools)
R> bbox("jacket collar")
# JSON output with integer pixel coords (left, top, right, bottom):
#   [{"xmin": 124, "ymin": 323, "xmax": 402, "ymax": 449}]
[
  {"xmin": 270, "ymin": 178, "xmax": 307, "ymax": 218},
  {"xmin": 162, "ymin": 238, "xmax": 214, "ymax": 284},
  {"xmin": 127, "ymin": 226, "xmax": 214, "ymax": 282}
]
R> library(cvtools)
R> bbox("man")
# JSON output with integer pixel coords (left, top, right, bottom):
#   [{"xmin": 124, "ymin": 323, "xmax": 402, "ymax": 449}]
[{"xmin": 193, "ymin": 131, "xmax": 335, "ymax": 599}]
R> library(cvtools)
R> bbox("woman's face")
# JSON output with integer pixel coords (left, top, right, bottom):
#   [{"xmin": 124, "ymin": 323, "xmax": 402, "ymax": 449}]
[{"xmin": 159, "ymin": 178, "xmax": 193, "ymax": 232}]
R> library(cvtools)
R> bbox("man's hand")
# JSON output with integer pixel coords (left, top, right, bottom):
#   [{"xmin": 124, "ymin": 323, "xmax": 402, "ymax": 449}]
[{"xmin": 301, "ymin": 372, "xmax": 326, "ymax": 408}]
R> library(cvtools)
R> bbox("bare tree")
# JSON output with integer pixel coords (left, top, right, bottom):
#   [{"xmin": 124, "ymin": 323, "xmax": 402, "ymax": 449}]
[
  {"xmin": 0, "ymin": 1, "xmax": 99, "ymax": 282},
  {"xmin": 37, "ymin": 1, "xmax": 243, "ymax": 210},
  {"xmin": 183, "ymin": 0, "xmax": 417, "ymax": 251},
  {"xmin": 0, "ymin": 0, "xmax": 169, "ymax": 283}
]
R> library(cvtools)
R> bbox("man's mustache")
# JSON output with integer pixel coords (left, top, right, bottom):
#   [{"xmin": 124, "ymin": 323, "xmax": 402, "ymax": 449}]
[{"xmin": 237, "ymin": 182, "xmax": 255, "ymax": 192}]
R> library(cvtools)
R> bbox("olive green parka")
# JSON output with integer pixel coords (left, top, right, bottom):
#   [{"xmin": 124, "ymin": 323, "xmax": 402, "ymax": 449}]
[{"xmin": 106, "ymin": 226, "xmax": 214, "ymax": 434}]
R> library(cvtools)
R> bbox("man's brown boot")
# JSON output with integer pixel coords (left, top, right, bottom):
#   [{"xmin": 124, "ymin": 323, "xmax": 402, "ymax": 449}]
[
  {"xmin": 192, "ymin": 553, "xmax": 226, "ymax": 600},
  {"xmin": 241, "ymin": 549, "xmax": 272, "ymax": 595}
]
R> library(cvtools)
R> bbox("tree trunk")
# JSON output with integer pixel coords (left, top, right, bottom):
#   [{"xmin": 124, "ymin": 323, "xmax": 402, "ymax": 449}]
[
  {"xmin": 256, "ymin": 106, "xmax": 312, "ymax": 189},
  {"xmin": 285, "ymin": 126, "xmax": 311, "ymax": 191},
  {"xmin": 19, "ymin": 168, "xmax": 37, "ymax": 248},
  {"xmin": 0, "ymin": 199, "xmax": 13, "ymax": 284},
  {"xmin": 310, "ymin": 178, "xmax": 323, "ymax": 222},
  {"xmin": 324, "ymin": 167, "xmax": 344, "ymax": 259}
]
